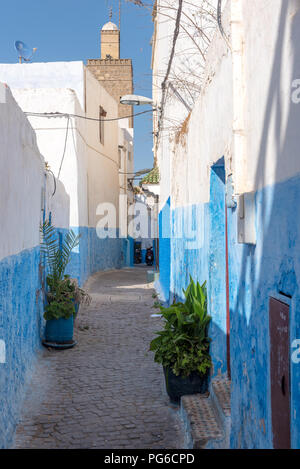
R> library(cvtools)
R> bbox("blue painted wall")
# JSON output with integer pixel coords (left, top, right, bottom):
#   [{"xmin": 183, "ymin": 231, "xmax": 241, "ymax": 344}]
[
  {"xmin": 58, "ymin": 227, "xmax": 130, "ymax": 286},
  {"xmin": 160, "ymin": 166, "xmax": 228, "ymax": 377},
  {"xmin": 228, "ymin": 174, "xmax": 300, "ymax": 449},
  {"xmin": 163, "ymin": 171, "xmax": 300, "ymax": 447},
  {"xmin": 208, "ymin": 164, "xmax": 227, "ymax": 376},
  {"xmin": 161, "ymin": 171, "xmax": 300, "ymax": 448},
  {"xmin": 141, "ymin": 249, "xmax": 146, "ymax": 264},
  {"xmin": 171, "ymin": 203, "xmax": 209, "ymax": 302},
  {"xmin": 158, "ymin": 197, "xmax": 171, "ymax": 302},
  {"xmin": 0, "ymin": 247, "xmax": 43, "ymax": 448},
  {"xmin": 0, "ymin": 227, "xmax": 131, "ymax": 448}
]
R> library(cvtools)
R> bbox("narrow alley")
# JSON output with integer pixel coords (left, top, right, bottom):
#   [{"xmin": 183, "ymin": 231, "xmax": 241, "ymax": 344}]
[{"xmin": 13, "ymin": 268, "xmax": 183, "ymax": 449}]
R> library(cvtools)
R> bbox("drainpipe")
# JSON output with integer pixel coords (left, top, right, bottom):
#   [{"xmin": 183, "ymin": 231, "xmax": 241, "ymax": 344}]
[{"xmin": 231, "ymin": 0, "xmax": 246, "ymax": 195}]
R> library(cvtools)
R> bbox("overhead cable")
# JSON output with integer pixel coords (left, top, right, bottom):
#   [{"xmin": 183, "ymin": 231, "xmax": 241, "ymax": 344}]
[
  {"xmin": 217, "ymin": 0, "xmax": 231, "ymax": 50},
  {"xmin": 25, "ymin": 109, "xmax": 153, "ymax": 122}
]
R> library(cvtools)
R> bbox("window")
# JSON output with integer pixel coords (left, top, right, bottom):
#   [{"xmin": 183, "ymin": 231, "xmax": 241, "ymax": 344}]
[{"xmin": 99, "ymin": 106, "xmax": 107, "ymax": 144}]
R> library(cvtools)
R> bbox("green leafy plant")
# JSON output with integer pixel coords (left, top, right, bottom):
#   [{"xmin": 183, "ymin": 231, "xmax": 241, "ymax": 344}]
[
  {"xmin": 44, "ymin": 275, "xmax": 76, "ymax": 320},
  {"xmin": 40, "ymin": 220, "xmax": 90, "ymax": 320},
  {"xmin": 150, "ymin": 276, "xmax": 212, "ymax": 377}
]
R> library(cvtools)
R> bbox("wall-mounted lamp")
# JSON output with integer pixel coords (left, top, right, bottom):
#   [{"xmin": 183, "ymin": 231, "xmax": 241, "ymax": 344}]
[{"xmin": 120, "ymin": 94, "xmax": 158, "ymax": 109}]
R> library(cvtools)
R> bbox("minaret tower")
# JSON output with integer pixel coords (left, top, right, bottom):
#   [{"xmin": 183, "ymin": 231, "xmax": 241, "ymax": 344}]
[
  {"xmin": 87, "ymin": 15, "xmax": 134, "ymax": 128},
  {"xmin": 101, "ymin": 8, "xmax": 120, "ymax": 59}
]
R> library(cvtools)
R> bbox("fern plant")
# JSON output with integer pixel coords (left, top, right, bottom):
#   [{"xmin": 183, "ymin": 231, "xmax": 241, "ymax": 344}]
[
  {"xmin": 150, "ymin": 276, "xmax": 212, "ymax": 377},
  {"xmin": 40, "ymin": 220, "xmax": 81, "ymax": 320}
]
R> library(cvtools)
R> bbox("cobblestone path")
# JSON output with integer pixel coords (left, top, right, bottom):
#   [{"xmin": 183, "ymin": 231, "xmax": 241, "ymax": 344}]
[{"xmin": 13, "ymin": 267, "xmax": 184, "ymax": 449}]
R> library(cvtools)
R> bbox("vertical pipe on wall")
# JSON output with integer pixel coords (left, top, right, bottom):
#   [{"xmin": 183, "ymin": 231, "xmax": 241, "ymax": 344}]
[{"xmin": 225, "ymin": 205, "xmax": 231, "ymax": 379}]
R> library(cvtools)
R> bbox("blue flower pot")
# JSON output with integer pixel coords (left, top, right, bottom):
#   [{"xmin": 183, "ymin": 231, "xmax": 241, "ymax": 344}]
[{"xmin": 45, "ymin": 317, "xmax": 74, "ymax": 344}]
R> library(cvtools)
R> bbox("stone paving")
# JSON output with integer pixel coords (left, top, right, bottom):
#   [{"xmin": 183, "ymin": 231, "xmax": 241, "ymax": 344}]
[{"xmin": 12, "ymin": 267, "xmax": 184, "ymax": 449}]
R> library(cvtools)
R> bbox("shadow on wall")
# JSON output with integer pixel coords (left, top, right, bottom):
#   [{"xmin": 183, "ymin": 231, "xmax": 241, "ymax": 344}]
[
  {"xmin": 229, "ymin": 1, "xmax": 300, "ymax": 449},
  {"xmin": 168, "ymin": 159, "xmax": 228, "ymax": 378}
]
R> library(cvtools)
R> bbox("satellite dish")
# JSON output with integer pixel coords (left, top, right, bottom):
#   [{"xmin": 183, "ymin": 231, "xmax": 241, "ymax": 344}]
[{"xmin": 15, "ymin": 40, "xmax": 37, "ymax": 63}]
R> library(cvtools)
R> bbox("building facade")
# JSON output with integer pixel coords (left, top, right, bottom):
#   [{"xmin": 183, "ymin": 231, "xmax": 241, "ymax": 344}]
[
  {"xmin": 0, "ymin": 83, "xmax": 70, "ymax": 448},
  {"xmin": 0, "ymin": 20, "xmax": 136, "ymax": 447},
  {"xmin": 0, "ymin": 61, "xmax": 132, "ymax": 284},
  {"xmin": 153, "ymin": 0, "xmax": 300, "ymax": 449}
]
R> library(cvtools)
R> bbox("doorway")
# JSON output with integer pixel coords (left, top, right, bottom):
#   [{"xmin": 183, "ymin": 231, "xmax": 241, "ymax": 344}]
[
  {"xmin": 269, "ymin": 297, "xmax": 291, "ymax": 449},
  {"xmin": 209, "ymin": 158, "xmax": 230, "ymax": 377}
]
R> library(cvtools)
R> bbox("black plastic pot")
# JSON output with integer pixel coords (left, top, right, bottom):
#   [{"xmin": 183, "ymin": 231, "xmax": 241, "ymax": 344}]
[{"xmin": 163, "ymin": 367, "xmax": 209, "ymax": 404}]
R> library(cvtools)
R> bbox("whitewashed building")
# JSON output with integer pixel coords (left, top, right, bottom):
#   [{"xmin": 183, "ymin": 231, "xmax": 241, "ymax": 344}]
[
  {"xmin": 152, "ymin": 0, "xmax": 300, "ymax": 449},
  {"xmin": 0, "ymin": 61, "xmax": 134, "ymax": 282}
]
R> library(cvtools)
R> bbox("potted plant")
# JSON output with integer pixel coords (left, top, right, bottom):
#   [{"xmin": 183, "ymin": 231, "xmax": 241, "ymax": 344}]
[
  {"xmin": 150, "ymin": 276, "xmax": 212, "ymax": 404},
  {"xmin": 40, "ymin": 220, "xmax": 91, "ymax": 348}
]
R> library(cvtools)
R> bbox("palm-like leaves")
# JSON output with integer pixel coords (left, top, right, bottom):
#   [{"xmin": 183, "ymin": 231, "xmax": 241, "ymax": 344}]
[{"xmin": 40, "ymin": 220, "xmax": 80, "ymax": 283}]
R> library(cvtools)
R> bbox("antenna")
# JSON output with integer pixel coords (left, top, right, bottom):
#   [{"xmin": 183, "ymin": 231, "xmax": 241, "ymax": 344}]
[
  {"xmin": 15, "ymin": 41, "xmax": 37, "ymax": 64},
  {"xmin": 109, "ymin": 6, "xmax": 113, "ymax": 21}
]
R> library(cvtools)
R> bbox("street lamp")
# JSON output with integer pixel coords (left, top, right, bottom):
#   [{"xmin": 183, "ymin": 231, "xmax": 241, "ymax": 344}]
[{"xmin": 120, "ymin": 94, "xmax": 155, "ymax": 107}]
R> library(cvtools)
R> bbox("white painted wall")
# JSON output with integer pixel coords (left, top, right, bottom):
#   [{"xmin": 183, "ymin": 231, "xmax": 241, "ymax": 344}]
[
  {"xmin": 0, "ymin": 83, "xmax": 69, "ymax": 261},
  {"xmin": 133, "ymin": 192, "xmax": 154, "ymax": 249},
  {"xmin": 118, "ymin": 119, "xmax": 134, "ymax": 236},
  {"xmin": 0, "ymin": 62, "xmax": 86, "ymax": 109},
  {"xmin": 167, "ymin": 0, "xmax": 300, "ymax": 210},
  {"xmin": 152, "ymin": 0, "xmax": 220, "ymax": 211},
  {"xmin": 242, "ymin": 0, "xmax": 300, "ymax": 192},
  {"xmin": 0, "ymin": 84, "xmax": 44, "ymax": 260},
  {"xmin": 171, "ymin": 2, "xmax": 232, "ymax": 207},
  {"xmin": 0, "ymin": 62, "xmax": 127, "ymax": 231},
  {"xmin": 84, "ymin": 67, "xmax": 120, "ymax": 228},
  {"xmin": 12, "ymin": 87, "xmax": 88, "ymax": 228}
]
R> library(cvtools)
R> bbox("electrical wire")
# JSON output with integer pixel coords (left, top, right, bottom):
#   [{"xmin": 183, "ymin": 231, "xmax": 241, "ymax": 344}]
[
  {"xmin": 46, "ymin": 168, "xmax": 57, "ymax": 197},
  {"xmin": 25, "ymin": 109, "xmax": 153, "ymax": 122},
  {"xmin": 57, "ymin": 116, "xmax": 70, "ymax": 180},
  {"xmin": 217, "ymin": 0, "xmax": 231, "ymax": 50},
  {"xmin": 155, "ymin": 0, "xmax": 183, "ymax": 151}
]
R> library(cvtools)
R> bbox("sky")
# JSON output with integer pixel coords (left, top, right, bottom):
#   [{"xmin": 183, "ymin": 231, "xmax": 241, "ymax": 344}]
[{"xmin": 0, "ymin": 0, "xmax": 154, "ymax": 172}]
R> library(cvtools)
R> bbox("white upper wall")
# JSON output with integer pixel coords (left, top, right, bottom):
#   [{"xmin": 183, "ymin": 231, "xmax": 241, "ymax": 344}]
[
  {"xmin": 0, "ymin": 61, "xmax": 86, "ymax": 109},
  {"xmin": 152, "ymin": 0, "xmax": 219, "ymax": 210},
  {"xmin": 84, "ymin": 67, "xmax": 120, "ymax": 228},
  {"xmin": 172, "ymin": 3, "xmax": 232, "ymax": 207},
  {"xmin": 0, "ymin": 61, "xmax": 126, "ymax": 230},
  {"xmin": 0, "ymin": 84, "xmax": 44, "ymax": 260},
  {"xmin": 166, "ymin": 0, "xmax": 300, "ymax": 211},
  {"xmin": 12, "ymin": 87, "xmax": 89, "ymax": 228},
  {"xmin": 242, "ymin": 0, "xmax": 300, "ymax": 192}
]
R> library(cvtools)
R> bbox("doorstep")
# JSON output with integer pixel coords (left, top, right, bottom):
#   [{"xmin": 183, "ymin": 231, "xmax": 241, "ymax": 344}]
[{"xmin": 180, "ymin": 376, "xmax": 231, "ymax": 449}]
